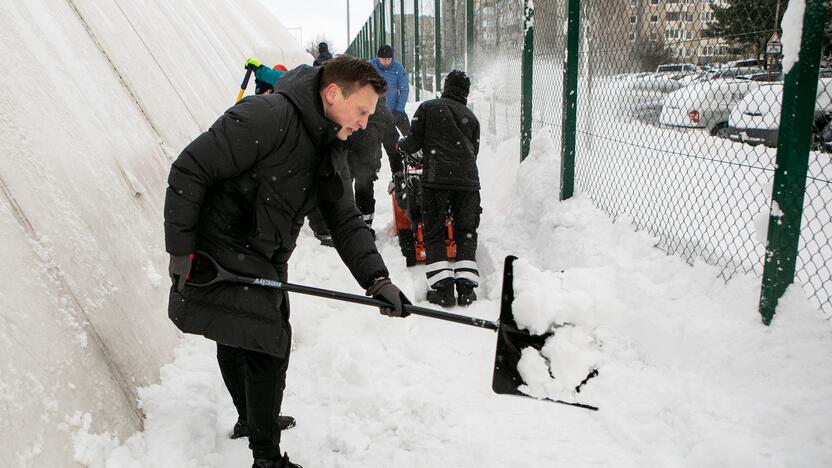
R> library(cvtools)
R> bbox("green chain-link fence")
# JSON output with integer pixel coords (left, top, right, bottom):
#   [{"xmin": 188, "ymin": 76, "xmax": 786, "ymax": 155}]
[{"xmin": 347, "ymin": 0, "xmax": 832, "ymax": 322}]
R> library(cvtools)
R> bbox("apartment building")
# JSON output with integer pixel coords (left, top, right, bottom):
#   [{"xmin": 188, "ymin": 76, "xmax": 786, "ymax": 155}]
[{"xmin": 628, "ymin": 0, "xmax": 743, "ymax": 66}]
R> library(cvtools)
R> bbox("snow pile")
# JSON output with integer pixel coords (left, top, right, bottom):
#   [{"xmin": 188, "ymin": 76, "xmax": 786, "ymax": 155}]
[{"xmin": 0, "ymin": 1, "xmax": 309, "ymax": 466}]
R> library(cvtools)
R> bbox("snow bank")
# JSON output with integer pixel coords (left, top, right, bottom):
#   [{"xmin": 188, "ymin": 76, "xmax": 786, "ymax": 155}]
[{"xmin": 0, "ymin": 1, "xmax": 306, "ymax": 466}]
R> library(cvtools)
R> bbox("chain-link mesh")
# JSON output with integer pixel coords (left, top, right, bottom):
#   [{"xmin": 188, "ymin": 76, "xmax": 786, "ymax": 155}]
[
  {"xmin": 567, "ymin": 0, "xmax": 831, "ymax": 317},
  {"xmin": 349, "ymin": 0, "xmax": 832, "ymax": 317}
]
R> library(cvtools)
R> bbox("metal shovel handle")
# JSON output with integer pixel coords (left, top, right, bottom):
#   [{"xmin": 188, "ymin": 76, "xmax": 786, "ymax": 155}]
[{"xmin": 189, "ymin": 251, "xmax": 499, "ymax": 331}]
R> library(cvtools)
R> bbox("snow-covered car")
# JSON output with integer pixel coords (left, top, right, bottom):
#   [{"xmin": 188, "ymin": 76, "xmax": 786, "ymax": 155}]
[
  {"xmin": 823, "ymin": 120, "xmax": 832, "ymax": 152},
  {"xmin": 658, "ymin": 79, "xmax": 759, "ymax": 136},
  {"xmin": 726, "ymin": 79, "xmax": 832, "ymax": 150},
  {"xmin": 656, "ymin": 63, "xmax": 698, "ymax": 74},
  {"xmin": 707, "ymin": 67, "xmax": 766, "ymax": 81},
  {"xmin": 621, "ymin": 72, "xmax": 697, "ymax": 124}
]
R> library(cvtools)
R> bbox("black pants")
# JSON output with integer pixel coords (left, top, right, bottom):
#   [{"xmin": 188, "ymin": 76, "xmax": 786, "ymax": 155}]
[
  {"xmin": 422, "ymin": 188, "xmax": 481, "ymax": 287},
  {"xmin": 217, "ymin": 340, "xmax": 291, "ymax": 460},
  {"xmin": 348, "ymin": 155, "xmax": 379, "ymax": 224},
  {"xmin": 392, "ymin": 111, "xmax": 411, "ymax": 137}
]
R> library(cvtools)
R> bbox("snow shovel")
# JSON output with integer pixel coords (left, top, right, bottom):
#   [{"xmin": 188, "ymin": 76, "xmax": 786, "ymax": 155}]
[
  {"xmin": 235, "ymin": 67, "xmax": 254, "ymax": 103},
  {"xmin": 188, "ymin": 251, "xmax": 598, "ymax": 411}
]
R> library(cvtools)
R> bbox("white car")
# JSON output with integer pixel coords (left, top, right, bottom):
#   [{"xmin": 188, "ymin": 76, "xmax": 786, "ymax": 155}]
[
  {"xmin": 726, "ymin": 78, "xmax": 832, "ymax": 149},
  {"xmin": 659, "ymin": 79, "xmax": 759, "ymax": 136}
]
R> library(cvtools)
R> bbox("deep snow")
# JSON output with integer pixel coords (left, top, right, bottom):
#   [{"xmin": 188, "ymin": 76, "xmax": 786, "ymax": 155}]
[{"xmin": 72, "ymin": 103, "xmax": 832, "ymax": 467}]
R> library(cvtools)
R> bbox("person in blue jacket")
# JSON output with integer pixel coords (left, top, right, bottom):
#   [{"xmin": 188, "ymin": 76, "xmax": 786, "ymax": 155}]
[{"xmin": 370, "ymin": 45, "xmax": 410, "ymax": 136}]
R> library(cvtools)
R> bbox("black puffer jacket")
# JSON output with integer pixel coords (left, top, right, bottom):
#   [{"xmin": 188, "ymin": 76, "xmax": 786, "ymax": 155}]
[
  {"xmin": 398, "ymin": 87, "xmax": 480, "ymax": 190},
  {"xmin": 164, "ymin": 65, "xmax": 388, "ymax": 357},
  {"xmin": 348, "ymin": 95, "xmax": 398, "ymax": 177}
]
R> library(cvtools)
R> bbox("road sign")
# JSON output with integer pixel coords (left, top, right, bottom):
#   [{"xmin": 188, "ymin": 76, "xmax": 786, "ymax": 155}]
[{"xmin": 767, "ymin": 32, "xmax": 782, "ymax": 55}]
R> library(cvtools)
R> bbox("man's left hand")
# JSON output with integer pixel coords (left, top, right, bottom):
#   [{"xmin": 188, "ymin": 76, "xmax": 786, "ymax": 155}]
[{"xmin": 366, "ymin": 278, "xmax": 411, "ymax": 318}]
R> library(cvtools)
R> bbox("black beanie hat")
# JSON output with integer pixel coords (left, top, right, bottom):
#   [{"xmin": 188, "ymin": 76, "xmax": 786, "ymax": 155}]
[
  {"xmin": 318, "ymin": 42, "xmax": 329, "ymax": 53},
  {"xmin": 443, "ymin": 70, "xmax": 470, "ymax": 96},
  {"xmin": 377, "ymin": 44, "xmax": 394, "ymax": 58}
]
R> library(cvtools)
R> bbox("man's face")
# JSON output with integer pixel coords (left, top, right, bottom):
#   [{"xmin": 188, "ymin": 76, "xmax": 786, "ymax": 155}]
[
  {"xmin": 379, "ymin": 57, "xmax": 393, "ymax": 68},
  {"xmin": 322, "ymin": 83, "xmax": 378, "ymax": 140}
]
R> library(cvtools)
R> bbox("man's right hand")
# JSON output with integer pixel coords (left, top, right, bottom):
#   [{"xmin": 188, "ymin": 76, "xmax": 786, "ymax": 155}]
[
  {"xmin": 169, "ymin": 254, "xmax": 194, "ymax": 291},
  {"xmin": 244, "ymin": 57, "xmax": 263, "ymax": 71}
]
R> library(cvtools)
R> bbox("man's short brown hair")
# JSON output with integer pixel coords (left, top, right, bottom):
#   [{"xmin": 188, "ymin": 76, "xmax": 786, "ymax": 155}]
[{"xmin": 320, "ymin": 56, "xmax": 388, "ymax": 97}]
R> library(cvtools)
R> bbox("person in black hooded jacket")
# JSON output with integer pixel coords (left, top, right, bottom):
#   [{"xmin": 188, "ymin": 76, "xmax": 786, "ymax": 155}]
[
  {"xmin": 306, "ymin": 93, "xmax": 398, "ymax": 241},
  {"xmin": 312, "ymin": 42, "xmax": 333, "ymax": 66},
  {"xmin": 164, "ymin": 56, "xmax": 411, "ymax": 468},
  {"xmin": 397, "ymin": 70, "xmax": 481, "ymax": 307}
]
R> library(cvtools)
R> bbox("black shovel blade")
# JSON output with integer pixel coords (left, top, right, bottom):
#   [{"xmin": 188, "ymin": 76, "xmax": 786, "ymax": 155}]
[
  {"xmin": 491, "ymin": 256, "xmax": 599, "ymax": 411},
  {"xmin": 492, "ymin": 256, "xmax": 550, "ymax": 396}
]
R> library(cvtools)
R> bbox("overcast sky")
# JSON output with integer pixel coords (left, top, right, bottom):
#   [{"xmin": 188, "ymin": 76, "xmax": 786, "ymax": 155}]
[{"xmin": 264, "ymin": 0, "xmax": 376, "ymax": 54}]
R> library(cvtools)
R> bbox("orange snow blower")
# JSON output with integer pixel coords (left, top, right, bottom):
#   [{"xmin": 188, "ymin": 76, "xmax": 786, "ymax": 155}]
[{"xmin": 391, "ymin": 153, "xmax": 456, "ymax": 266}]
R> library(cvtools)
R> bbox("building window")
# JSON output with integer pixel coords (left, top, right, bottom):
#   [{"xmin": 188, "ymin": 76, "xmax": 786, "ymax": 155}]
[
  {"xmin": 687, "ymin": 30, "xmax": 693, "ymax": 39},
  {"xmin": 650, "ymin": 15, "xmax": 658, "ymax": 22},
  {"xmin": 630, "ymin": 15, "xmax": 636, "ymax": 24},
  {"xmin": 628, "ymin": 32, "xmax": 635, "ymax": 41},
  {"xmin": 650, "ymin": 32, "xmax": 657, "ymax": 41},
  {"xmin": 651, "ymin": 0, "xmax": 660, "ymax": 4}
]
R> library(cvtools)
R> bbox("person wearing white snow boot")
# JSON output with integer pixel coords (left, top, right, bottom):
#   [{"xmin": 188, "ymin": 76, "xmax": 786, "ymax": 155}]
[{"xmin": 397, "ymin": 70, "xmax": 482, "ymax": 307}]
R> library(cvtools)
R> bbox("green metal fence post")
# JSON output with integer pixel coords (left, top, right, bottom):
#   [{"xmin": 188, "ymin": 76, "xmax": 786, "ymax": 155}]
[
  {"xmin": 414, "ymin": 0, "xmax": 421, "ymax": 101},
  {"xmin": 434, "ymin": 0, "xmax": 442, "ymax": 93},
  {"xmin": 389, "ymin": 0, "xmax": 395, "ymax": 50},
  {"xmin": 559, "ymin": 0, "xmax": 579, "ymax": 197},
  {"xmin": 519, "ymin": 0, "xmax": 535, "ymax": 162},
  {"xmin": 380, "ymin": 0, "xmax": 387, "ymax": 47},
  {"xmin": 758, "ymin": 0, "xmax": 828, "ymax": 325},
  {"xmin": 371, "ymin": 6, "xmax": 376, "ymax": 54},
  {"xmin": 400, "ymin": 0, "xmax": 406, "ymax": 71},
  {"xmin": 466, "ymin": 0, "xmax": 474, "ymax": 73}
]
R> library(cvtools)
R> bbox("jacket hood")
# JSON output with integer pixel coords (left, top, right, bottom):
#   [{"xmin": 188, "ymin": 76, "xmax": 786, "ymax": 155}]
[{"xmin": 276, "ymin": 65, "xmax": 341, "ymax": 151}]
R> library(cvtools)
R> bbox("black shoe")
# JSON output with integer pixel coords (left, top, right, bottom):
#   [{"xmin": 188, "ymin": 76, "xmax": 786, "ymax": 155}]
[
  {"xmin": 230, "ymin": 418, "xmax": 248, "ymax": 439},
  {"xmin": 315, "ymin": 233, "xmax": 334, "ymax": 247},
  {"xmin": 426, "ymin": 280, "xmax": 456, "ymax": 307},
  {"xmin": 278, "ymin": 415, "xmax": 296, "ymax": 431},
  {"xmin": 252, "ymin": 452, "xmax": 302, "ymax": 468},
  {"xmin": 456, "ymin": 283, "xmax": 477, "ymax": 306},
  {"xmin": 231, "ymin": 415, "xmax": 295, "ymax": 440}
]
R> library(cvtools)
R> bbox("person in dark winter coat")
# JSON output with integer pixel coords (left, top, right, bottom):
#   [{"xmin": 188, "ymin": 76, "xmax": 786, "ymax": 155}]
[
  {"xmin": 164, "ymin": 56, "xmax": 411, "ymax": 468},
  {"xmin": 312, "ymin": 42, "xmax": 333, "ymax": 66},
  {"xmin": 346, "ymin": 94, "xmax": 399, "ymax": 234},
  {"xmin": 307, "ymin": 93, "xmax": 399, "ymax": 242},
  {"xmin": 370, "ymin": 44, "xmax": 410, "ymax": 136},
  {"xmin": 397, "ymin": 70, "xmax": 481, "ymax": 307}
]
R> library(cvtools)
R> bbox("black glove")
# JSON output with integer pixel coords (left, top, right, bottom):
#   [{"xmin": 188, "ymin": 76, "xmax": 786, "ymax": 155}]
[
  {"xmin": 169, "ymin": 254, "xmax": 194, "ymax": 292},
  {"xmin": 388, "ymin": 170, "xmax": 404, "ymax": 194},
  {"xmin": 366, "ymin": 278, "xmax": 411, "ymax": 318}
]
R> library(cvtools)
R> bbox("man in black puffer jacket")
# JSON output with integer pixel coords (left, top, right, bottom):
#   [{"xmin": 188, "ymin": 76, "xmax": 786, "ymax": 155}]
[
  {"xmin": 164, "ymin": 56, "xmax": 411, "ymax": 468},
  {"xmin": 398, "ymin": 70, "xmax": 481, "ymax": 307}
]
